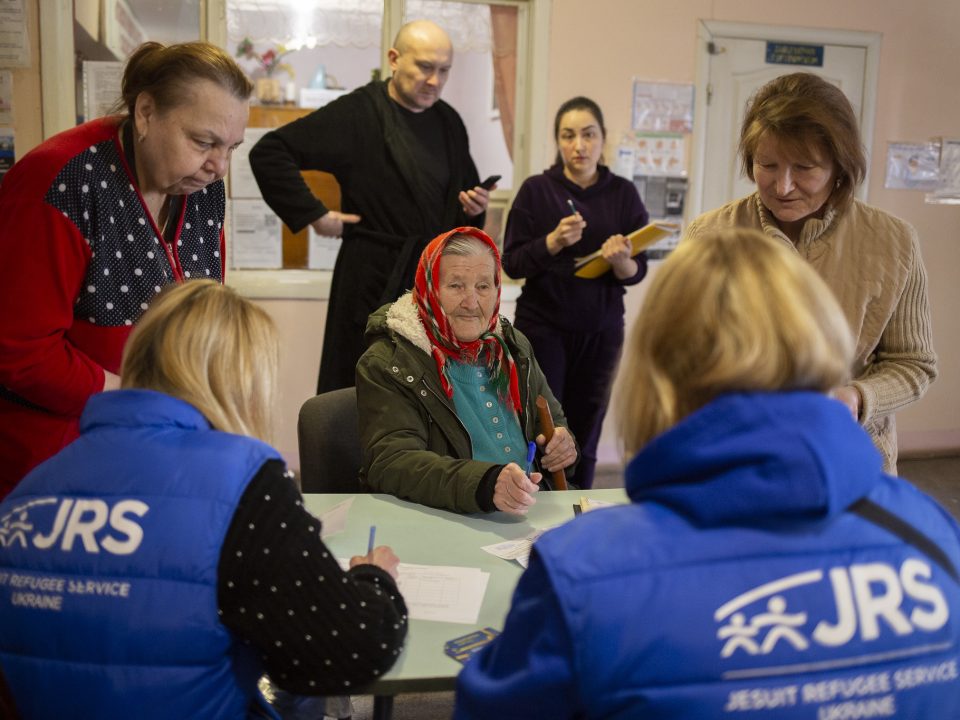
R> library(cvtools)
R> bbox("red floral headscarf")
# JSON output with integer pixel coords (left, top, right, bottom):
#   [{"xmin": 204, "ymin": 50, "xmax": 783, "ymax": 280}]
[{"xmin": 413, "ymin": 226, "xmax": 521, "ymax": 411}]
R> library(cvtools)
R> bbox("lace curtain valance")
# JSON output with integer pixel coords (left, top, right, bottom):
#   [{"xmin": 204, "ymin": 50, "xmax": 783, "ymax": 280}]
[{"xmin": 228, "ymin": 0, "xmax": 495, "ymax": 52}]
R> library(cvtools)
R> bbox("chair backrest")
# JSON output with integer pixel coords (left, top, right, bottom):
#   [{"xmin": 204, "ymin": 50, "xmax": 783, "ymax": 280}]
[{"xmin": 297, "ymin": 387, "xmax": 362, "ymax": 493}]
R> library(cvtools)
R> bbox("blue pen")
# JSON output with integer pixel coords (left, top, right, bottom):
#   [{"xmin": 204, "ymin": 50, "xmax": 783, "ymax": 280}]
[
  {"xmin": 367, "ymin": 525, "xmax": 377, "ymax": 554},
  {"xmin": 566, "ymin": 199, "xmax": 578, "ymax": 216},
  {"xmin": 525, "ymin": 441, "xmax": 537, "ymax": 477}
]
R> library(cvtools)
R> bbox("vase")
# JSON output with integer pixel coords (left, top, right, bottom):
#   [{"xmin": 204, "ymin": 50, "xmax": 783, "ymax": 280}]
[{"xmin": 255, "ymin": 77, "xmax": 282, "ymax": 104}]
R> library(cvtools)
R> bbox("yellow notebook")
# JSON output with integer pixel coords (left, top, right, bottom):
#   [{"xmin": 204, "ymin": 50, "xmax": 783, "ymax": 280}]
[{"xmin": 573, "ymin": 221, "xmax": 680, "ymax": 279}]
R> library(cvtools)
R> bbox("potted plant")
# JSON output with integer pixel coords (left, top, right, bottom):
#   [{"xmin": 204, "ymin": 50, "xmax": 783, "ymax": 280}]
[{"xmin": 236, "ymin": 37, "xmax": 294, "ymax": 104}]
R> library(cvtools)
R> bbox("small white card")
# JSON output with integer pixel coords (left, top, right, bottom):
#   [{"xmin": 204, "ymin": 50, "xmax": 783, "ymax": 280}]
[
  {"xmin": 481, "ymin": 528, "xmax": 547, "ymax": 568},
  {"xmin": 318, "ymin": 497, "xmax": 354, "ymax": 539}
]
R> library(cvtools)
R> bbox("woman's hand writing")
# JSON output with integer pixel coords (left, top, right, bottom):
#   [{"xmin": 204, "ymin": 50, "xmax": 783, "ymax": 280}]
[
  {"xmin": 546, "ymin": 214, "xmax": 586, "ymax": 255},
  {"xmin": 493, "ymin": 464, "xmax": 540, "ymax": 515},
  {"xmin": 349, "ymin": 545, "xmax": 401, "ymax": 579}
]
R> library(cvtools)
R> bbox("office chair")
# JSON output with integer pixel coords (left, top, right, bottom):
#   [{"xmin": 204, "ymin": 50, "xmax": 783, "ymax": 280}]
[{"xmin": 297, "ymin": 387, "xmax": 363, "ymax": 494}]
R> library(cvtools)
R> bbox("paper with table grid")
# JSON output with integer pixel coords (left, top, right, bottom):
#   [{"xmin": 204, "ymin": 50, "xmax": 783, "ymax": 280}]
[
  {"xmin": 338, "ymin": 559, "xmax": 489, "ymax": 624},
  {"xmin": 394, "ymin": 563, "xmax": 489, "ymax": 624}
]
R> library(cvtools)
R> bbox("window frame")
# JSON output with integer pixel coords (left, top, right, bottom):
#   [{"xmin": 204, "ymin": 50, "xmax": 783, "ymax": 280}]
[{"xmin": 41, "ymin": 0, "xmax": 552, "ymax": 298}]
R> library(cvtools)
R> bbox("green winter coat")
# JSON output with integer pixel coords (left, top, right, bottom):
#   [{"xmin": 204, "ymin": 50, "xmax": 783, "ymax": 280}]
[{"xmin": 356, "ymin": 294, "xmax": 575, "ymax": 513}]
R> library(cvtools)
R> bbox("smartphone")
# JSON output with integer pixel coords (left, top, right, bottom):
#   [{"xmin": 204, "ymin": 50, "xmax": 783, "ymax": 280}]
[{"xmin": 479, "ymin": 174, "xmax": 502, "ymax": 190}]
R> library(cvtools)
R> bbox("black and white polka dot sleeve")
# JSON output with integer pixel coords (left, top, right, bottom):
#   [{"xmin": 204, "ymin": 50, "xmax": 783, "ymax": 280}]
[{"xmin": 218, "ymin": 460, "xmax": 408, "ymax": 695}]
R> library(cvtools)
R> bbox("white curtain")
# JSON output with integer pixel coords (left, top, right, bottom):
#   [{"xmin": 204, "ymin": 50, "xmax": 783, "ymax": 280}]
[{"xmin": 228, "ymin": 0, "xmax": 494, "ymax": 52}]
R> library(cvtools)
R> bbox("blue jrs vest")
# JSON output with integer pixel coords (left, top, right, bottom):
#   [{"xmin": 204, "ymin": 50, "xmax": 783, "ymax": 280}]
[{"xmin": 0, "ymin": 389, "xmax": 281, "ymax": 719}]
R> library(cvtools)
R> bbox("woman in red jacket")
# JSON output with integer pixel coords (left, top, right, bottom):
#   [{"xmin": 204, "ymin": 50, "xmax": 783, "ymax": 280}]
[{"xmin": 0, "ymin": 41, "xmax": 251, "ymax": 497}]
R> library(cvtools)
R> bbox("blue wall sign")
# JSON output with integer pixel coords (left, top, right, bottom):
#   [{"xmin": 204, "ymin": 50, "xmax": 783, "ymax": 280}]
[{"xmin": 765, "ymin": 42, "xmax": 824, "ymax": 67}]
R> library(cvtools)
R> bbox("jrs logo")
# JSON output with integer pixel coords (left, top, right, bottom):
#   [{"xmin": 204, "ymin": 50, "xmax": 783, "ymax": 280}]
[
  {"xmin": 715, "ymin": 560, "xmax": 949, "ymax": 658},
  {"xmin": 0, "ymin": 497, "xmax": 149, "ymax": 555}
]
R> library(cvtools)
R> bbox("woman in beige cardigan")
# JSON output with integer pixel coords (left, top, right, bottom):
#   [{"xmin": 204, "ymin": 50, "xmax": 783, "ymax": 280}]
[{"xmin": 685, "ymin": 72, "xmax": 937, "ymax": 474}]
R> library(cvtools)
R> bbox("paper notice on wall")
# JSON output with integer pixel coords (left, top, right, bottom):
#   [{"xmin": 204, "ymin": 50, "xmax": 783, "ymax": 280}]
[
  {"xmin": 613, "ymin": 144, "xmax": 637, "ymax": 180},
  {"xmin": 884, "ymin": 142, "xmax": 939, "ymax": 191},
  {"xmin": 308, "ymin": 226, "xmax": 342, "ymax": 270},
  {"xmin": 0, "ymin": 70, "xmax": 12, "ymax": 124},
  {"xmin": 926, "ymin": 138, "xmax": 960, "ymax": 205},
  {"xmin": 0, "ymin": 127, "xmax": 14, "ymax": 183},
  {"xmin": 632, "ymin": 81, "xmax": 694, "ymax": 134},
  {"xmin": 634, "ymin": 133, "xmax": 686, "ymax": 177},
  {"xmin": 229, "ymin": 127, "xmax": 271, "ymax": 199},
  {"xmin": 230, "ymin": 199, "xmax": 282, "ymax": 268},
  {"xmin": 82, "ymin": 61, "xmax": 124, "ymax": 122},
  {"xmin": 0, "ymin": 0, "xmax": 30, "ymax": 67}
]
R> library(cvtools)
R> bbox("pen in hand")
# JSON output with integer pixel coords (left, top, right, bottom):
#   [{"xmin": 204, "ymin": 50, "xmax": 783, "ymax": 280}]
[
  {"xmin": 525, "ymin": 441, "xmax": 537, "ymax": 478},
  {"xmin": 367, "ymin": 525, "xmax": 377, "ymax": 555},
  {"xmin": 566, "ymin": 199, "xmax": 578, "ymax": 216}
]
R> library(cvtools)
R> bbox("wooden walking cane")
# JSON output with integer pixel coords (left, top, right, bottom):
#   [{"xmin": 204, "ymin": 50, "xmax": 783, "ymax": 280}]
[{"xmin": 535, "ymin": 395, "xmax": 568, "ymax": 490}]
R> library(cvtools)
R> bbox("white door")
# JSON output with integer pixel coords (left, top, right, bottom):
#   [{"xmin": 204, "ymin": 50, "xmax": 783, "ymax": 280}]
[{"xmin": 691, "ymin": 21, "xmax": 881, "ymax": 217}]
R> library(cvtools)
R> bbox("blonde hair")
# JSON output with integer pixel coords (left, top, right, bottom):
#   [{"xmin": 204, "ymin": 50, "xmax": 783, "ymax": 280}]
[
  {"xmin": 121, "ymin": 281, "xmax": 279, "ymax": 443},
  {"xmin": 617, "ymin": 228, "xmax": 854, "ymax": 454}
]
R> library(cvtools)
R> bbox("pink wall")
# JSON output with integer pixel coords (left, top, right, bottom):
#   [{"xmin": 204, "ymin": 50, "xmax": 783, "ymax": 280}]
[
  {"xmin": 9, "ymin": 1, "xmax": 957, "ymax": 465},
  {"xmin": 549, "ymin": 0, "xmax": 960, "ymax": 457}
]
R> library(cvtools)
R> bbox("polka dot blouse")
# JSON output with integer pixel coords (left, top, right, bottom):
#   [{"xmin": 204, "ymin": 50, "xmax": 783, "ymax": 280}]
[
  {"xmin": 218, "ymin": 460, "xmax": 408, "ymax": 694},
  {"xmin": 45, "ymin": 134, "xmax": 224, "ymax": 328}
]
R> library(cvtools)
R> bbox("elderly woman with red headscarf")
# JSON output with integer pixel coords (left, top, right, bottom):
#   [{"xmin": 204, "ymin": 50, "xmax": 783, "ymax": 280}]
[{"xmin": 357, "ymin": 227, "xmax": 578, "ymax": 514}]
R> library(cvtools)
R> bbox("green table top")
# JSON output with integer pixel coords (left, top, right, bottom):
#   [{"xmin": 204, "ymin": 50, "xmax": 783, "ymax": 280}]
[{"xmin": 303, "ymin": 488, "xmax": 627, "ymax": 695}]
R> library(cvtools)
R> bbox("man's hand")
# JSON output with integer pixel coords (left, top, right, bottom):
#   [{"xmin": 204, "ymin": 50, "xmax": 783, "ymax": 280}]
[
  {"xmin": 537, "ymin": 427, "xmax": 576, "ymax": 472},
  {"xmin": 493, "ymin": 463, "xmax": 540, "ymax": 515},
  {"xmin": 311, "ymin": 210, "xmax": 362, "ymax": 237},
  {"xmin": 458, "ymin": 186, "xmax": 491, "ymax": 217}
]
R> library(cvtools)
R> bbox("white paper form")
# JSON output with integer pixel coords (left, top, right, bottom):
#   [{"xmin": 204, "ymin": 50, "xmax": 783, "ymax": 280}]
[
  {"xmin": 0, "ymin": 71, "xmax": 12, "ymax": 125},
  {"xmin": 396, "ymin": 564, "xmax": 489, "ymax": 624},
  {"xmin": 318, "ymin": 498, "xmax": 354, "ymax": 539},
  {"xmin": 0, "ymin": 0, "xmax": 29, "ymax": 67},
  {"xmin": 307, "ymin": 227, "xmax": 342, "ymax": 270},
  {"xmin": 481, "ymin": 529, "xmax": 546, "ymax": 569},
  {"xmin": 82, "ymin": 61, "xmax": 124, "ymax": 121},
  {"xmin": 338, "ymin": 559, "xmax": 491, "ymax": 624},
  {"xmin": 230, "ymin": 199, "xmax": 282, "ymax": 268},
  {"xmin": 230, "ymin": 127, "xmax": 271, "ymax": 199}
]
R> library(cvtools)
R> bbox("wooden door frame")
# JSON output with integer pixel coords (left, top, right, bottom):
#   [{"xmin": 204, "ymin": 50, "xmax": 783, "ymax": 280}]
[{"xmin": 688, "ymin": 20, "xmax": 881, "ymax": 220}]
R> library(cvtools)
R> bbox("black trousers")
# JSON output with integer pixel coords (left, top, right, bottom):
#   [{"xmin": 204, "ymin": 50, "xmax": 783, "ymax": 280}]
[{"xmin": 514, "ymin": 319, "xmax": 624, "ymax": 489}]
